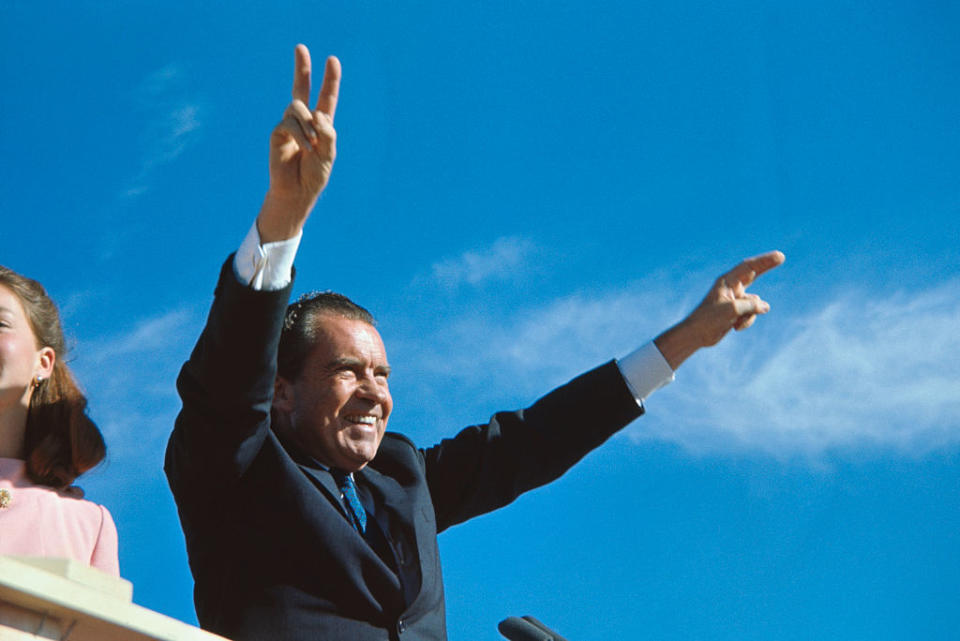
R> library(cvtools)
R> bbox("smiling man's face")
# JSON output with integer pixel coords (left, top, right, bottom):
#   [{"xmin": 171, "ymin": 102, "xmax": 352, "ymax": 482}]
[{"xmin": 274, "ymin": 313, "xmax": 393, "ymax": 472}]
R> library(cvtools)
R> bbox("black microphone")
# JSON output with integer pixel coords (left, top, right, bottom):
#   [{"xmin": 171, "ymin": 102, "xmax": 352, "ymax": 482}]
[
  {"xmin": 498, "ymin": 617, "xmax": 552, "ymax": 641},
  {"xmin": 521, "ymin": 616, "xmax": 569, "ymax": 641},
  {"xmin": 498, "ymin": 616, "xmax": 569, "ymax": 641}
]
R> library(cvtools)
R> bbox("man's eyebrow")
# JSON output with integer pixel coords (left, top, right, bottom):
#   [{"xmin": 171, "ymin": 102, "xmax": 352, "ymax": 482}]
[
  {"xmin": 325, "ymin": 357, "xmax": 391, "ymax": 375},
  {"xmin": 326, "ymin": 357, "xmax": 364, "ymax": 370}
]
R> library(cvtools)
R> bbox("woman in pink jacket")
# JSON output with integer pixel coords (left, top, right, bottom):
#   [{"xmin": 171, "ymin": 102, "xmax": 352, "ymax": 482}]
[{"xmin": 0, "ymin": 266, "xmax": 118, "ymax": 575}]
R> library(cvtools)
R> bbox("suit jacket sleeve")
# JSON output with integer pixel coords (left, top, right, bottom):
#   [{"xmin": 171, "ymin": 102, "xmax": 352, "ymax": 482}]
[
  {"xmin": 423, "ymin": 360, "xmax": 645, "ymax": 533},
  {"xmin": 165, "ymin": 255, "xmax": 292, "ymax": 511}
]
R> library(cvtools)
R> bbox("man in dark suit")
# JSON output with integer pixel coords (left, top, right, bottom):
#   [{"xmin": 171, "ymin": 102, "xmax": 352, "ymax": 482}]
[{"xmin": 165, "ymin": 45, "xmax": 783, "ymax": 641}]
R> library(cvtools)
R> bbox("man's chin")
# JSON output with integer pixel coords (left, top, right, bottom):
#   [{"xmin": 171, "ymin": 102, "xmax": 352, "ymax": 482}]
[{"xmin": 338, "ymin": 444, "xmax": 378, "ymax": 471}]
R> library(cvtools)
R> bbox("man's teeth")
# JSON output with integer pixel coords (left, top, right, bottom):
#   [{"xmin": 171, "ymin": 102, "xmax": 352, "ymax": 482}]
[{"xmin": 346, "ymin": 416, "xmax": 377, "ymax": 425}]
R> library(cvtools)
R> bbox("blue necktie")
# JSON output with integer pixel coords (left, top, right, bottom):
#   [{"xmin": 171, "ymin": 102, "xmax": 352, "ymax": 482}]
[{"xmin": 332, "ymin": 470, "xmax": 367, "ymax": 534}]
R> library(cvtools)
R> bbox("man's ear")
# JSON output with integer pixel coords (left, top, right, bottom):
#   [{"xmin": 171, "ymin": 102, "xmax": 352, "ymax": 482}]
[{"xmin": 273, "ymin": 376, "xmax": 295, "ymax": 413}]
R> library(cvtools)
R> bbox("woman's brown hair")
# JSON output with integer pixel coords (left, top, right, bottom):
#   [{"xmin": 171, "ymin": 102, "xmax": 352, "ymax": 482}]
[{"xmin": 0, "ymin": 266, "xmax": 105, "ymax": 488}]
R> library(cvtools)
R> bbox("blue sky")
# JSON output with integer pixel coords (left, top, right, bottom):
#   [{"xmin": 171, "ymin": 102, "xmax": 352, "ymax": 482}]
[{"xmin": 3, "ymin": 2, "xmax": 960, "ymax": 639}]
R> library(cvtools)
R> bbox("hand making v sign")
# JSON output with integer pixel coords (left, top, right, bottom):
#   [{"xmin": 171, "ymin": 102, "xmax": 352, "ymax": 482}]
[{"xmin": 258, "ymin": 44, "xmax": 341, "ymax": 243}]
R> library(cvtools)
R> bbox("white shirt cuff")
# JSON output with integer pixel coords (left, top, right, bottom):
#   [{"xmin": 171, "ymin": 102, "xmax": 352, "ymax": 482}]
[
  {"xmin": 616, "ymin": 341, "xmax": 676, "ymax": 404},
  {"xmin": 233, "ymin": 221, "xmax": 302, "ymax": 290}
]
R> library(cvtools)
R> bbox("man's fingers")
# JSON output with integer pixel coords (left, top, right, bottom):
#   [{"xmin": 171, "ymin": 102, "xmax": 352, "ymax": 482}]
[
  {"xmin": 735, "ymin": 314, "xmax": 757, "ymax": 331},
  {"xmin": 724, "ymin": 250, "xmax": 785, "ymax": 287},
  {"xmin": 314, "ymin": 55, "xmax": 341, "ymax": 121},
  {"xmin": 739, "ymin": 250, "xmax": 786, "ymax": 282},
  {"xmin": 292, "ymin": 44, "xmax": 312, "ymax": 105},
  {"xmin": 286, "ymin": 101, "xmax": 320, "ymax": 145},
  {"xmin": 732, "ymin": 295, "xmax": 769, "ymax": 318},
  {"xmin": 311, "ymin": 112, "xmax": 337, "ymax": 156},
  {"xmin": 272, "ymin": 117, "xmax": 311, "ymax": 158},
  {"xmin": 290, "ymin": 47, "xmax": 340, "ymax": 122},
  {"xmin": 745, "ymin": 250, "xmax": 786, "ymax": 277}
]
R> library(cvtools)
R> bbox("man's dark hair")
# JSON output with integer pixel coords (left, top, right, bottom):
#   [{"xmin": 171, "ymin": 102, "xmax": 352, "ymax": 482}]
[{"xmin": 277, "ymin": 291, "xmax": 376, "ymax": 381}]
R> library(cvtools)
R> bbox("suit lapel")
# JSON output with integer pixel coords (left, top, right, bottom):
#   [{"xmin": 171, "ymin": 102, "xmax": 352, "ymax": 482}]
[
  {"xmin": 276, "ymin": 430, "xmax": 350, "ymax": 519},
  {"xmin": 295, "ymin": 462, "xmax": 349, "ymax": 519},
  {"xmin": 357, "ymin": 467, "xmax": 414, "ymax": 532},
  {"xmin": 359, "ymin": 466, "xmax": 431, "ymax": 609},
  {"xmin": 359, "ymin": 469, "xmax": 419, "ymax": 559}
]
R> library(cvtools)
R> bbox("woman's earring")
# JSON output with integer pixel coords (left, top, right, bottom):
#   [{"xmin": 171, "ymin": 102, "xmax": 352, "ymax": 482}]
[{"xmin": 32, "ymin": 375, "xmax": 45, "ymax": 389}]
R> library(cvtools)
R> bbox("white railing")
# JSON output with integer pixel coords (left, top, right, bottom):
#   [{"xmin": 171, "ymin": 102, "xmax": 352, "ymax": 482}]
[{"xmin": 0, "ymin": 557, "xmax": 228, "ymax": 641}]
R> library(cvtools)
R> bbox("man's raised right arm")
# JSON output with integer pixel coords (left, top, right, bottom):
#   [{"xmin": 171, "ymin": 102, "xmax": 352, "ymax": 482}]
[{"xmin": 165, "ymin": 45, "xmax": 340, "ymax": 501}]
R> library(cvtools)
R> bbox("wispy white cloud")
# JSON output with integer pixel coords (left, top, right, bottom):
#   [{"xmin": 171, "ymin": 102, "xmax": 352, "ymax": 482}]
[
  {"xmin": 396, "ymin": 274, "xmax": 960, "ymax": 458},
  {"xmin": 87, "ymin": 310, "xmax": 194, "ymax": 360},
  {"xmin": 429, "ymin": 236, "xmax": 537, "ymax": 289},
  {"xmin": 645, "ymin": 279, "xmax": 960, "ymax": 457},
  {"xmin": 122, "ymin": 65, "xmax": 203, "ymax": 198},
  {"xmin": 399, "ymin": 284, "xmax": 677, "ymax": 388},
  {"xmin": 72, "ymin": 308, "xmax": 200, "ymax": 460}
]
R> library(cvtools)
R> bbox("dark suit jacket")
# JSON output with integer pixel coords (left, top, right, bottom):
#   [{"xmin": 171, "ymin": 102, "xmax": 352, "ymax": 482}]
[{"xmin": 165, "ymin": 257, "xmax": 643, "ymax": 641}]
